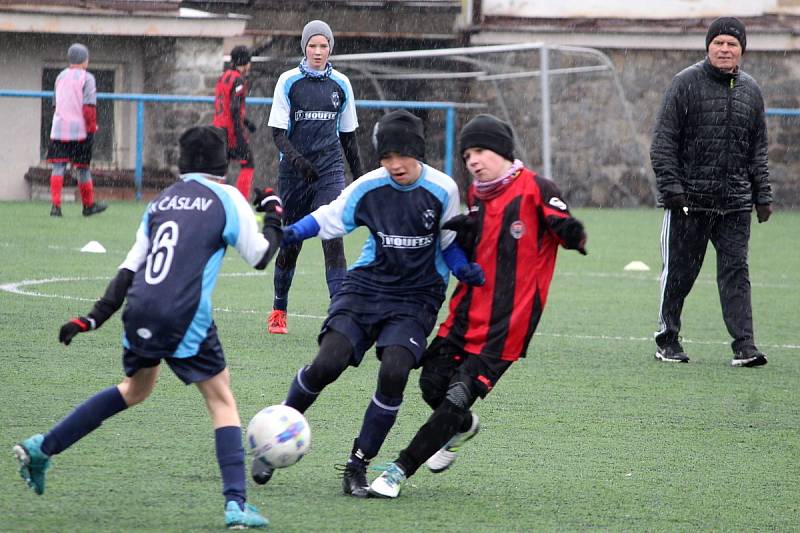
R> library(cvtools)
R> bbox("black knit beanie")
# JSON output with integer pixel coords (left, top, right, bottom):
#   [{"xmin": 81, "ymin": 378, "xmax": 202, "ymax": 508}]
[
  {"xmin": 459, "ymin": 114, "xmax": 515, "ymax": 162},
  {"xmin": 706, "ymin": 17, "xmax": 747, "ymax": 53},
  {"xmin": 374, "ymin": 110, "xmax": 425, "ymax": 161},
  {"xmin": 178, "ymin": 126, "xmax": 228, "ymax": 177}
]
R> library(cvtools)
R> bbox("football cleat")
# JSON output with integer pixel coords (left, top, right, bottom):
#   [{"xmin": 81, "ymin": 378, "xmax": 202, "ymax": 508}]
[
  {"xmin": 251, "ymin": 457, "xmax": 274, "ymax": 486},
  {"xmin": 654, "ymin": 343, "xmax": 690, "ymax": 363},
  {"xmin": 731, "ymin": 349, "xmax": 768, "ymax": 367},
  {"xmin": 425, "ymin": 412, "xmax": 480, "ymax": 473},
  {"xmin": 341, "ymin": 461, "xmax": 370, "ymax": 498},
  {"xmin": 368, "ymin": 462, "xmax": 406, "ymax": 499},
  {"xmin": 50, "ymin": 205, "xmax": 62, "ymax": 217},
  {"xmin": 224, "ymin": 501, "xmax": 268, "ymax": 529},
  {"xmin": 82, "ymin": 202, "xmax": 107, "ymax": 217},
  {"xmin": 267, "ymin": 310, "xmax": 288, "ymax": 335},
  {"xmin": 13, "ymin": 434, "xmax": 51, "ymax": 495}
]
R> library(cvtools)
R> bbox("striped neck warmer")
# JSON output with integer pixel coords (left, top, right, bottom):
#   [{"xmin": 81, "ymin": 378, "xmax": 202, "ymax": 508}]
[
  {"xmin": 473, "ymin": 159, "xmax": 524, "ymax": 200},
  {"xmin": 299, "ymin": 59, "xmax": 332, "ymax": 79}
]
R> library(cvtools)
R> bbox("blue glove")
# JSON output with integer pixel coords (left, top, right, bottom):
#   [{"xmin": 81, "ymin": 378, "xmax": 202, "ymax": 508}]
[
  {"xmin": 281, "ymin": 226, "xmax": 302, "ymax": 246},
  {"xmin": 280, "ymin": 214, "xmax": 320, "ymax": 247},
  {"xmin": 455, "ymin": 262, "xmax": 485, "ymax": 286}
]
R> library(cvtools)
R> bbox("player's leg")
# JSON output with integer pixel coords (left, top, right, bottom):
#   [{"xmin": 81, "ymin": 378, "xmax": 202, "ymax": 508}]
[
  {"xmin": 342, "ymin": 344, "xmax": 416, "ymax": 498},
  {"xmin": 654, "ymin": 209, "xmax": 709, "ymax": 361},
  {"xmin": 370, "ymin": 355, "xmax": 511, "ymax": 498},
  {"xmin": 314, "ymin": 172, "xmax": 347, "ymax": 297},
  {"xmin": 284, "ymin": 329, "xmax": 354, "ymax": 413},
  {"xmin": 48, "ymin": 161, "xmax": 67, "ymax": 216},
  {"xmin": 712, "ymin": 212, "xmax": 766, "ymax": 366},
  {"xmin": 251, "ymin": 327, "xmax": 355, "ymax": 486},
  {"xmin": 170, "ymin": 333, "xmax": 265, "ymax": 527},
  {"xmin": 234, "ymin": 146, "xmax": 255, "ymax": 200},
  {"xmin": 74, "ymin": 137, "xmax": 106, "ymax": 216},
  {"xmin": 13, "ymin": 361, "xmax": 159, "ymax": 495},
  {"xmin": 269, "ymin": 174, "xmax": 313, "ymax": 332}
]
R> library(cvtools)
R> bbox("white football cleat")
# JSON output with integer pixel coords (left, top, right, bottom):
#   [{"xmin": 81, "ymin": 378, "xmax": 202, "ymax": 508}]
[
  {"xmin": 368, "ymin": 462, "xmax": 406, "ymax": 499},
  {"xmin": 425, "ymin": 412, "xmax": 480, "ymax": 473}
]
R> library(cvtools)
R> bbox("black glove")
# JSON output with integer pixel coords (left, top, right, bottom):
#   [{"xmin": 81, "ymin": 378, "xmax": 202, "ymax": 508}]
[
  {"xmin": 230, "ymin": 139, "xmax": 250, "ymax": 161},
  {"xmin": 253, "ymin": 187, "xmax": 284, "ymax": 231},
  {"xmin": 755, "ymin": 204, "xmax": 772, "ymax": 223},
  {"xmin": 662, "ymin": 194, "xmax": 687, "ymax": 210},
  {"xmin": 59, "ymin": 316, "xmax": 93, "ymax": 345},
  {"xmin": 443, "ymin": 214, "xmax": 479, "ymax": 257},
  {"xmin": 244, "ymin": 118, "xmax": 258, "ymax": 134},
  {"xmin": 293, "ymin": 157, "xmax": 319, "ymax": 184},
  {"xmin": 455, "ymin": 262, "xmax": 485, "ymax": 286}
]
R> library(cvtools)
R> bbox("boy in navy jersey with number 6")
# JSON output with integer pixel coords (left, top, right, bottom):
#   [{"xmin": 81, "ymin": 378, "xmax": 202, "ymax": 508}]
[
  {"xmin": 370, "ymin": 114, "xmax": 588, "ymax": 498},
  {"xmin": 13, "ymin": 126, "xmax": 282, "ymax": 529}
]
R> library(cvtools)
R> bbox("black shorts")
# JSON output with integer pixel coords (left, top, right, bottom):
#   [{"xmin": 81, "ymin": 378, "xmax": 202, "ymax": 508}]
[
  {"xmin": 47, "ymin": 136, "xmax": 93, "ymax": 167},
  {"xmin": 421, "ymin": 337, "xmax": 512, "ymax": 399},
  {"xmin": 320, "ymin": 290, "xmax": 440, "ymax": 367},
  {"xmin": 122, "ymin": 326, "xmax": 227, "ymax": 385}
]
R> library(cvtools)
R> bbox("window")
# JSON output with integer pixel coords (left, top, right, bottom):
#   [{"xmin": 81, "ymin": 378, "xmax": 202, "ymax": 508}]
[{"xmin": 40, "ymin": 68, "xmax": 115, "ymax": 163}]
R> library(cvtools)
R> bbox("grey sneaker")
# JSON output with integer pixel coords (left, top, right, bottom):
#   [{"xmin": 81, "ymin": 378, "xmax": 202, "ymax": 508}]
[
  {"xmin": 655, "ymin": 343, "xmax": 690, "ymax": 363},
  {"xmin": 731, "ymin": 349, "xmax": 767, "ymax": 367}
]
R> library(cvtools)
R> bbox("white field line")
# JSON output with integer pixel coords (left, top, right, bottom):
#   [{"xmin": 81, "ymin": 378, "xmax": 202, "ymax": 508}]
[{"xmin": 1, "ymin": 275, "xmax": 798, "ymax": 351}]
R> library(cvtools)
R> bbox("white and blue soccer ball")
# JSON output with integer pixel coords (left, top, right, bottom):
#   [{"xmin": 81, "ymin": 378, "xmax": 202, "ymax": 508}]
[{"xmin": 246, "ymin": 404, "xmax": 311, "ymax": 469}]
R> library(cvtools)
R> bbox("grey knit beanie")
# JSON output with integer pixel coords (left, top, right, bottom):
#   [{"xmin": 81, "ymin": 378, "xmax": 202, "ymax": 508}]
[
  {"xmin": 68, "ymin": 43, "xmax": 89, "ymax": 65},
  {"xmin": 301, "ymin": 20, "xmax": 334, "ymax": 55}
]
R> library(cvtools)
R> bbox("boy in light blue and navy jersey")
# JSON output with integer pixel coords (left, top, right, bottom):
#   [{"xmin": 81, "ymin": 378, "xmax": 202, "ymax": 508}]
[
  {"xmin": 250, "ymin": 110, "xmax": 485, "ymax": 497},
  {"xmin": 266, "ymin": 19, "xmax": 363, "ymax": 335},
  {"xmin": 13, "ymin": 126, "xmax": 281, "ymax": 529}
]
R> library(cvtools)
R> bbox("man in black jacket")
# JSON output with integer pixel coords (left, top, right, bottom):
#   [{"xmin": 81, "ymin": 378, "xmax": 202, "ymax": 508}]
[{"xmin": 650, "ymin": 16, "xmax": 772, "ymax": 367}]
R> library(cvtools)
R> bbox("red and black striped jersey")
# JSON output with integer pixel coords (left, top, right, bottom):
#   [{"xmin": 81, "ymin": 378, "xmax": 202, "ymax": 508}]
[
  {"xmin": 437, "ymin": 167, "xmax": 577, "ymax": 361},
  {"xmin": 212, "ymin": 68, "xmax": 247, "ymax": 148}
]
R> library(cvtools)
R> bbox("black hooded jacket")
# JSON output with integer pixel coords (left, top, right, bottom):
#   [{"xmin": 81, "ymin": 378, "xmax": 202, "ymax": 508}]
[{"xmin": 650, "ymin": 58, "xmax": 772, "ymax": 212}]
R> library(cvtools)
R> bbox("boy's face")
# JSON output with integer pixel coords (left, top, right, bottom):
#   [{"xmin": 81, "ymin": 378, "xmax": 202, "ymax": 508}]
[
  {"xmin": 305, "ymin": 35, "xmax": 330, "ymax": 70},
  {"xmin": 462, "ymin": 147, "xmax": 511, "ymax": 183},
  {"xmin": 380, "ymin": 153, "xmax": 422, "ymax": 186}
]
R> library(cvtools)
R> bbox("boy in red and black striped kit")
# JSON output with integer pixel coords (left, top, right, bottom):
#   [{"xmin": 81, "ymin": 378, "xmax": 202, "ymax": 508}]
[
  {"xmin": 370, "ymin": 114, "xmax": 588, "ymax": 498},
  {"xmin": 212, "ymin": 46, "xmax": 257, "ymax": 199}
]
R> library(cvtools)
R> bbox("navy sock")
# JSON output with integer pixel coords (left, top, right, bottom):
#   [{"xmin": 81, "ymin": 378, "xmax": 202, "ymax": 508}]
[
  {"xmin": 353, "ymin": 392, "xmax": 402, "ymax": 461},
  {"xmin": 215, "ymin": 426, "xmax": 246, "ymax": 510},
  {"xmin": 284, "ymin": 367, "xmax": 320, "ymax": 414},
  {"xmin": 272, "ymin": 266, "xmax": 295, "ymax": 311},
  {"xmin": 325, "ymin": 267, "xmax": 346, "ymax": 298},
  {"xmin": 41, "ymin": 386, "xmax": 128, "ymax": 456}
]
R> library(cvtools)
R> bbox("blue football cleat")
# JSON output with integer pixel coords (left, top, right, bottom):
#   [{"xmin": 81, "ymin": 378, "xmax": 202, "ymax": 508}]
[
  {"xmin": 225, "ymin": 501, "xmax": 269, "ymax": 529},
  {"xmin": 13, "ymin": 434, "xmax": 51, "ymax": 495}
]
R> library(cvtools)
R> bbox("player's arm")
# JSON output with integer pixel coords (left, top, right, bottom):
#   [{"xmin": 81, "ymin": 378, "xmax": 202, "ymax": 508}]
[
  {"xmin": 282, "ymin": 179, "xmax": 357, "ymax": 246},
  {"xmin": 339, "ymin": 131, "xmax": 363, "ymax": 179},
  {"xmin": 271, "ymin": 127, "xmax": 318, "ymax": 183},
  {"xmin": 59, "ymin": 217, "xmax": 150, "ymax": 345},
  {"xmin": 230, "ymin": 81, "xmax": 247, "ymax": 151},
  {"xmin": 82, "ymin": 72, "xmax": 97, "ymax": 134},
  {"xmin": 221, "ymin": 186, "xmax": 282, "ymax": 269},
  {"xmin": 651, "ymin": 76, "xmax": 687, "ymax": 204},
  {"xmin": 438, "ymin": 180, "xmax": 484, "ymax": 285},
  {"xmin": 536, "ymin": 176, "xmax": 587, "ymax": 255}
]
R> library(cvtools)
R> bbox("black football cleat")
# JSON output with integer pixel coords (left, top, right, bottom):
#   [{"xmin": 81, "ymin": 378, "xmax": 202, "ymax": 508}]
[
  {"xmin": 341, "ymin": 462, "xmax": 370, "ymax": 498},
  {"xmin": 251, "ymin": 457, "xmax": 274, "ymax": 485},
  {"xmin": 82, "ymin": 202, "xmax": 107, "ymax": 217}
]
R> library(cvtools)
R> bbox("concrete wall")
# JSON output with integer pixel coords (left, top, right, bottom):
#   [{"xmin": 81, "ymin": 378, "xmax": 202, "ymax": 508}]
[{"xmin": 0, "ymin": 33, "xmax": 145, "ymax": 199}]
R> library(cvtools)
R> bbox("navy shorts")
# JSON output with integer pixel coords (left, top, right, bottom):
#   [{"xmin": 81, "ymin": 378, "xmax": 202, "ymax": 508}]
[
  {"xmin": 47, "ymin": 136, "xmax": 93, "ymax": 167},
  {"xmin": 279, "ymin": 170, "xmax": 345, "ymax": 225},
  {"xmin": 320, "ymin": 290, "xmax": 440, "ymax": 367},
  {"xmin": 122, "ymin": 325, "xmax": 227, "ymax": 385}
]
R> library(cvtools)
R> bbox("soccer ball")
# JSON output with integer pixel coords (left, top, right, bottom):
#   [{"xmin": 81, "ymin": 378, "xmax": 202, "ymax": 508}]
[{"xmin": 246, "ymin": 404, "xmax": 311, "ymax": 469}]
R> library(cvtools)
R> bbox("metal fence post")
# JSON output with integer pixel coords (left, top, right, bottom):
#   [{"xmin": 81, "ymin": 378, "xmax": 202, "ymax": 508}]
[{"xmin": 135, "ymin": 100, "xmax": 144, "ymax": 201}]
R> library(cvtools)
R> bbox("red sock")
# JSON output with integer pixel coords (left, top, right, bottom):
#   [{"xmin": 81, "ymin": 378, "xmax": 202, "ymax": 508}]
[
  {"xmin": 78, "ymin": 181, "xmax": 94, "ymax": 207},
  {"xmin": 50, "ymin": 175, "xmax": 63, "ymax": 207},
  {"xmin": 236, "ymin": 167, "xmax": 254, "ymax": 199}
]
